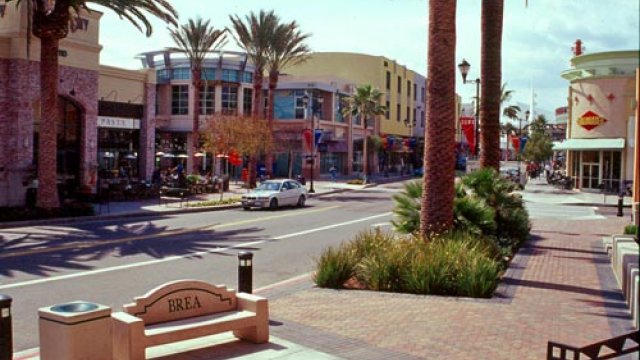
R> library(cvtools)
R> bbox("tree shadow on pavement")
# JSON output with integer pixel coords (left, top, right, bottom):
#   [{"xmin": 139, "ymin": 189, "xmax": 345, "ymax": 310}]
[{"xmin": 0, "ymin": 222, "xmax": 268, "ymax": 278}]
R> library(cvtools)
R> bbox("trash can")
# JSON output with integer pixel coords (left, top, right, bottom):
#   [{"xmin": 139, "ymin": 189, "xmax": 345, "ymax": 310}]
[
  {"xmin": 223, "ymin": 175, "xmax": 230, "ymax": 191},
  {"xmin": 38, "ymin": 301, "xmax": 111, "ymax": 360}
]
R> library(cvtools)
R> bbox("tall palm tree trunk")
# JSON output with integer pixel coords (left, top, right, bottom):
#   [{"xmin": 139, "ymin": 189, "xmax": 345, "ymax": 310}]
[
  {"xmin": 247, "ymin": 69, "xmax": 264, "ymax": 188},
  {"xmin": 479, "ymin": 0, "xmax": 504, "ymax": 171},
  {"xmin": 37, "ymin": 35, "xmax": 61, "ymax": 209},
  {"xmin": 420, "ymin": 0, "xmax": 456, "ymax": 237},
  {"xmin": 361, "ymin": 113, "xmax": 368, "ymax": 183},
  {"xmin": 190, "ymin": 68, "xmax": 202, "ymax": 174},
  {"xmin": 264, "ymin": 71, "xmax": 278, "ymax": 176}
]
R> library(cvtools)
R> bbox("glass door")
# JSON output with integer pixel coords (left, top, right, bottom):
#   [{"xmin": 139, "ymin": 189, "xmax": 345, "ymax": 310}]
[{"xmin": 580, "ymin": 151, "xmax": 600, "ymax": 190}]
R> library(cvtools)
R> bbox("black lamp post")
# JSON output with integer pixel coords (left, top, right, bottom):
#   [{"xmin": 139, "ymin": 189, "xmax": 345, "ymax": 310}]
[
  {"xmin": 458, "ymin": 59, "xmax": 481, "ymax": 157},
  {"xmin": 302, "ymin": 93, "xmax": 316, "ymax": 193},
  {"xmin": 518, "ymin": 110, "xmax": 530, "ymax": 177}
]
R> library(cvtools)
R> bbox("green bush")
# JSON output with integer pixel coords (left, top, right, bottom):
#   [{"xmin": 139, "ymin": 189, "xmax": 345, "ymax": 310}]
[
  {"xmin": 624, "ymin": 224, "xmax": 638, "ymax": 235},
  {"xmin": 314, "ymin": 230, "xmax": 500, "ymax": 298},
  {"xmin": 313, "ymin": 244, "xmax": 357, "ymax": 288},
  {"xmin": 187, "ymin": 197, "xmax": 241, "ymax": 207},
  {"xmin": 346, "ymin": 178, "xmax": 364, "ymax": 185}
]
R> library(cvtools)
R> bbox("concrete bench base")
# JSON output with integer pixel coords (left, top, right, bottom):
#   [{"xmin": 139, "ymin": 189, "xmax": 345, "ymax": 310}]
[
  {"xmin": 112, "ymin": 280, "xmax": 269, "ymax": 360},
  {"xmin": 610, "ymin": 234, "xmax": 639, "ymax": 330}
]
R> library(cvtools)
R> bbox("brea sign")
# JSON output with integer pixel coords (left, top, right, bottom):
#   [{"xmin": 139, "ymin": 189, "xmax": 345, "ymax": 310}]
[{"xmin": 577, "ymin": 110, "xmax": 607, "ymax": 131}]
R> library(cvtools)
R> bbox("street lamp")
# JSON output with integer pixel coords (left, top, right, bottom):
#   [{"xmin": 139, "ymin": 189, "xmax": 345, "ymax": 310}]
[
  {"xmin": 302, "ymin": 92, "xmax": 322, "ymax": 193},
  {"xmin": 518, "ymin": 110, "xmax": 530, "ymax": 176},
  {"xmin": 458, "ymin": 59, "xmax": 481, "ymax": 157}
]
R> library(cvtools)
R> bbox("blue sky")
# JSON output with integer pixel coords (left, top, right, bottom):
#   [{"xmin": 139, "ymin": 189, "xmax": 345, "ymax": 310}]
[{"xmin": 96, "ymin": 0, "xmax": 639, "ymax": 117}]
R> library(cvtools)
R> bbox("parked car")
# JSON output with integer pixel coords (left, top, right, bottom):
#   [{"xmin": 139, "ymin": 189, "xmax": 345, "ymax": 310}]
[{"xmin": 241, "ymin": 179, "xmax": 308, "ymax": 210}]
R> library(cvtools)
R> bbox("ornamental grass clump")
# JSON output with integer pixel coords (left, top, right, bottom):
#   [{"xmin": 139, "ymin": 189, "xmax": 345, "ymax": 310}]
[
  {"xmin": 314, "ymin": 230, "xmax": 500, "ymax": 298},
  {"xmin": 313, "ymin": 243, "xmax": 357, "ymax": 289}
]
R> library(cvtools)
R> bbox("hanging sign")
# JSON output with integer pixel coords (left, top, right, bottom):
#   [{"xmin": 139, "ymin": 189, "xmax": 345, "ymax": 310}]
[
  {"xmin": 460, "ymin": 116, "xmax": 476, "ymax": 154},
  {"xmin": 577, "ymin": 110, "xmax": 607, "ymax": 131}
]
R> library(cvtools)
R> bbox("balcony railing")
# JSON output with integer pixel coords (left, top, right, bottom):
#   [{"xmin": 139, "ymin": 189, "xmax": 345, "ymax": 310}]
[{"xmin": 547, "ymin": 332, "xmax": 638, "ymax": 360}]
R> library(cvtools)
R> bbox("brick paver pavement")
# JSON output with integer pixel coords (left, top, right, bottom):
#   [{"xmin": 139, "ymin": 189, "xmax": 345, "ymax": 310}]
[{"xmin": 262, "ymin": 182, "xmax": 637, "ymax": 360}]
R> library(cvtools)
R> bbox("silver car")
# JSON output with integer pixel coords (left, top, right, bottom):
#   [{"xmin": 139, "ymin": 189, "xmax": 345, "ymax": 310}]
[{"xmin": 241, "ymin": 179, "xmax": 308, "ymax": 210}]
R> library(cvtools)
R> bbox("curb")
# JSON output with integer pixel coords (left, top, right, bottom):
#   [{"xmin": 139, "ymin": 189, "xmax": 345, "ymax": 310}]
[{"xmin": 0, "ymin": 183, "xmax": 381, "ymax": 229}]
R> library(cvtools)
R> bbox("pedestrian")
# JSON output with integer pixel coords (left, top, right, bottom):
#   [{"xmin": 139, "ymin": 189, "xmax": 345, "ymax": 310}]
[{"xmin": 329, "ymin": 165, "xmax": 338, "ymax": 182}]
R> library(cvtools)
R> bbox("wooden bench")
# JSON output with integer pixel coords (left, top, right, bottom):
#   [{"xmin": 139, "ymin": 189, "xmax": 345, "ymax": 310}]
[
  {"xmin": 158, "ymin": 187, "xmax": 190, "ymax": 207},
  {"xmin": 111, "ymin": 280, "xmax": 269, "ymax": 360}
]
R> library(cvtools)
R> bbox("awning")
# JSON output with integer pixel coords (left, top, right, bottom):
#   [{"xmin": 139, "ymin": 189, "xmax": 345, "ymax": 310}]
[{"xmin": 553, "ymin": 138, "xmax": 625, "ymax": 151}]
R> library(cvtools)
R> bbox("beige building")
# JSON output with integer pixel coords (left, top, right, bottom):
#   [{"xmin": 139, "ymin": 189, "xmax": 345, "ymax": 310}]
[{"xmin": 558, "ymin": 49, "xmax": 639, "ymax": 193}]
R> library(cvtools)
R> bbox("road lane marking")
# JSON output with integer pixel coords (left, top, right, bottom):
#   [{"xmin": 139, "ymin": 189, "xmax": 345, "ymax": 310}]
[
  {"xmin": 0, "ymin": 212, "xmax": 391, "ymax": 290},
  {"xmin": 0, "ymin": 206, "xmax": 340, "ymax": 259}
]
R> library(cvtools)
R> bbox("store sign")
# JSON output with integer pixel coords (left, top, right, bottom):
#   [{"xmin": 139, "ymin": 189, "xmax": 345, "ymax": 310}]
[
  {"xmin": 577, "ymin": 110, "xmax": 607, "ymax": 131},
  {"xmin": 98, "ymin": 116, "xmax": 140, "ymax": 129}
]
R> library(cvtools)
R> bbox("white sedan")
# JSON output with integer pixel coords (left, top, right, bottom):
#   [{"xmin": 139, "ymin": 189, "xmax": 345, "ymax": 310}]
[{"xmin": 241, "ymin": 179, "xmax": 308, "ymax": 210}]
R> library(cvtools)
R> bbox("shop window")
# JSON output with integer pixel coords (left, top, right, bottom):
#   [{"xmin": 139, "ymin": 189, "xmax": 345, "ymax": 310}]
[
  {"xmin": 171, "ymin": 85, "xmax": 189, "ymax": 115},
  {"xmin": 222, "ymin": 69, "xmax": 239, "ymax": 82},
  {"xmin": 222, "ymin": 85, "xmax": 238, "ymax": 114},
  {"xmin": 242, "ymin": 71, "xmax": 253, "ymax": 83},
  {"xmin": 172, "ymin": 68, "xmax": 190, "ymax": 80},
  {"xmin": 201, "ymin": 68, "xmax": 216, "ymax": 80},
  {"xmin": 243, "ymin": 88, "xmax": 253, "ymax": 115},
  {"xmin": 200, "ymin": 85, "xmax": 215, "ymax": 115}
]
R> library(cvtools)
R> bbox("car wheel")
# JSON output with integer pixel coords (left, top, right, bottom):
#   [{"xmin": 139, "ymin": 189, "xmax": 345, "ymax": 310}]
[
  {"xmin": 269, "ymin": 198, "xmax": 278, "ymax": 210},
  {"xmin": 243, "ymin": 206, "xmax": 250, "ymax": 211},
  {"xmin": 297, "ymin": 195, "xmax": 306, "ymax": 207}
]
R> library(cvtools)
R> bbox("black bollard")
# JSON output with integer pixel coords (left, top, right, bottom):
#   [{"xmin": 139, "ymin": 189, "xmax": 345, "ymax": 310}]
[
  {"xmin": 617, "ymin": 194, "xmax": 624, "ymax": 217},
  {"xmin": 238, "ymin": 251, "xmax": 254, "ymax": 294},
  {"xmin": 0, "ymin": 294, "xmax": 12, "ymax": 360}
]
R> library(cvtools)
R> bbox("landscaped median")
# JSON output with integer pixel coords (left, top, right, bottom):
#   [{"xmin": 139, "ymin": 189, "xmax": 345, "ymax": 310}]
[{"xmin": 314, "ymin": 168, "xmax": 531, "ymax": 298}]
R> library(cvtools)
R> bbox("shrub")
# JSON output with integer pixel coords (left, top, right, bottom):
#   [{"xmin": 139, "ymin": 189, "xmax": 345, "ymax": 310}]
[
  {"xmin": 313, "ymin": 244, "xmax": 357, "ymax": 289},
  {"xmin": 187, "ymin": 197, "xmax": 241, "ymax": 207},
  {"xmin": 624, "ymin": 224, "xmax": 637, "ymax": 235},
  {"xmin": 314, "ymin": 230, "xmax": 501, "ymax": 298},
  {"xmin": 346, "ymin": 178, "xmax": 364, "ymax": 185}
]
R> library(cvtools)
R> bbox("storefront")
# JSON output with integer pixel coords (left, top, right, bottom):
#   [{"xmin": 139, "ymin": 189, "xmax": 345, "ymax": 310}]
[
  {"xmin": 558, "ymin": 49, "xmax": 638, "ymax": 194},
  {"xmin": 97, "ymin": 115, "xmax": 141, "ymax": 180}
]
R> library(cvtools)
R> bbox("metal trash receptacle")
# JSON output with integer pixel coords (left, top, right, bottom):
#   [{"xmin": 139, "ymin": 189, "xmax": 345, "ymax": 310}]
[{"xmin": 38, "ymin": 301, "xmax": 111, "ymax": 360}]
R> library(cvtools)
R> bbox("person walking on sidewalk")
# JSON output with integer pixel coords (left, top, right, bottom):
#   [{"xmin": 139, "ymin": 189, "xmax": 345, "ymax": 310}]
[{"xmin": 329, "ymin": 165, "xmax": 338, "ymax": 182}]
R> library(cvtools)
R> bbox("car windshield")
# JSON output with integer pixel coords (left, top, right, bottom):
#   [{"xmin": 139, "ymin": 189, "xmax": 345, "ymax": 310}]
[{"xmin": 256, "ymin": 182, "xmax": 281, "ymax": 191}]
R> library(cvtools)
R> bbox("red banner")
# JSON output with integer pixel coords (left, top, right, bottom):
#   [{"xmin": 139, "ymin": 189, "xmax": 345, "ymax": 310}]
[
  {"xmin": 511, "ymin": 135, "xmax": 520, "ymax": 153},
  {"xmin": 460, "ymin": 116, "xmax": 476, "ymax": 154}
]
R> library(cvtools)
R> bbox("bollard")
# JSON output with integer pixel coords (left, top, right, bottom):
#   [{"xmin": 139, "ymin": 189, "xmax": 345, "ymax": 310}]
[
  {"xmin": 0, "ymin": 294, "xmax": 12, "ymax": 360},
  {"xmin": 617, "ymin": 194, "xmax": 624, "ymax": 217},
  {"xmin": 238, "ymin": 251, "xmax": 254, "ymax": 294}
]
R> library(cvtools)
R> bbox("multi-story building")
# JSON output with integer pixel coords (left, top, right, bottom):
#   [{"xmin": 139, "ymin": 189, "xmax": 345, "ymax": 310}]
[
  {"xmin": 558, "ymin": 46, "xmax": 639, "ymax": 193},
  {"xmin": 284, "ymin": 52, "xmax": 429, "ymax": 174}
]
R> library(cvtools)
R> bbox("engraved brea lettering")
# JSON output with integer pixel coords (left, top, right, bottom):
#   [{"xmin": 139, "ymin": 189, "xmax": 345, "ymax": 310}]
[{"xmin": 167, "ymin": 295, "xmax": 202, "ymax": 313}]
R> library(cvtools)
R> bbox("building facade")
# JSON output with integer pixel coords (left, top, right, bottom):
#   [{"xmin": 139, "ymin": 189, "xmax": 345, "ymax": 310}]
[
  {"xmin": 558, "ymin": 49, "xmax": 639, "ymax": 193},
  {"xmin": 284, "ymin": 52, "xmax": 430, "ymax": 174}
]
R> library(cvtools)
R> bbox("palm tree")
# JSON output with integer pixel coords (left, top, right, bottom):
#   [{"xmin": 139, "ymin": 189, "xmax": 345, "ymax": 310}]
[
  {"xmin": 228, "ymin": 10, "xmax": 278, "ymax": 187},
  {"xmin": 168, "ymin": 17, "xmax": 226, "ymax": 174},
  {"xmin": 341, "ymin": 85, "xmax": 386, "ymax": 184},
  {"xmin": 479, "ymin": 0, "xmax": 504, "ymax": 172},
  {"xmin": 4, "ymin": 0, "xmax": 177, "ymax": 209},
  {"xmin": 264, "ymin": 18, "xmax": 311, "ymax": 174},
  {"xmin": 500, "ymin": 85, "xmax": 520, "ymax": 161},
  {"xmin": 420, "ymin": 0, "xmax": 456, "ymax": 237}
]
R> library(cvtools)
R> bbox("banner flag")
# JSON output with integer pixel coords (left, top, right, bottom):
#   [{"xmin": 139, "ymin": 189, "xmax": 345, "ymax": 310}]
[{"xmin": 460, "ymin": 116, "xmax": 476, "ymax": 154}]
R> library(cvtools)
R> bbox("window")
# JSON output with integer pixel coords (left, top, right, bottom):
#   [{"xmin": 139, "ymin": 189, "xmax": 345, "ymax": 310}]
[
  {"xmin": 172, "ymin": 68, "xmax": 190, "ymax": 80},
  {"xmin": 397, "ymin": 76, "xmax": 402, "ymax": 93},
  {"xmin": 385, "ymin": 100, "xmax": 390, "ymax": 119},
  {"xmin": 171, "ymin": 85, "xmax": 189, "ymax": 115},
  {"xmin": 413, "ymin": 83, "xmax": 417, "ymax": 101},
  {"xmin": 421, "ymin": 87, "xmax": 426, "ymax": 102},
  {"xmin": 201, "ymin": 68, "xmax": 216, "ymax": 81},
  {"xmin": 396, "ymin": 104, "xmax": 401, "ymax": 122},
  {"xmin": 386, "ymin": 71, "xmax": 391, "ymax": 90},
  {"xmin": 243, "ymin": 88, "xmax": 253, "ymax": 114},
  {"xmin": 157, "ymin": 69, "xmax": 170, "ymax": 82},
  {"xmin": 200, "ymin": 85, "xmax": 215, "ymax": 115},
  {"xmin": 242, "ymin": 71, "xmax": 253, "ymax": 83},
  {"xmin": 413, "ymin": 108, "xmax": 417, "ymax": 126},
  {"xmin": 407, "ymin": 80, "xmax": 411, "ymax": 98},
  {"xmin": 222, "ymin": 69, "xmax": 239, "ymax": 82},
  {"xmin": 406, "ymin": 106, "xmax": 410, "ymax": 123},
  {"xmin": 421, "ymin": 110, "xmax": 425, "ymax": 127},
  {"xmin": 295, "ymin": 90, "xmax": 306, "ymax": 119},
  {"xmin": 222, "ymin": 86, "xmax": 238, "ymax": 114}
]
